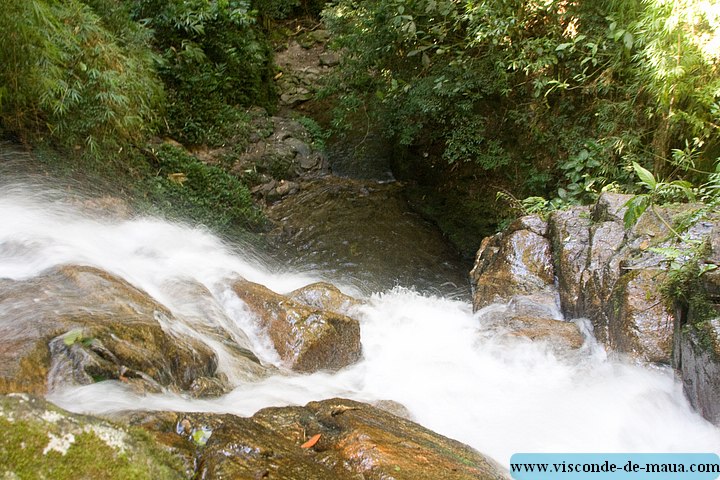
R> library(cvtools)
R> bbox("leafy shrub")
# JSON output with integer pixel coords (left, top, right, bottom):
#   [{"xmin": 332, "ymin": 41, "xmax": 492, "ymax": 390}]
[
  {"xmin": 131, "ymin": 0, "xmax": 275, "ymax": 146},
  {"xmin": 323, "ymin": 0, "xmax": 720, "ymax": 206},
  {"xmin": 143, "ymin": 144, "xmax": 263, "ymax": 232},
  {"xmin": 0, "ymin": 0, "xmax": 162, "ymax": 154}
]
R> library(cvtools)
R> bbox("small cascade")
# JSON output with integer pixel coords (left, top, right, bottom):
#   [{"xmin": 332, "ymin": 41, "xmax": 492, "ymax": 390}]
[{"xmin": 0, "ymin": 185, "xmax": 717, "ymax": 466}]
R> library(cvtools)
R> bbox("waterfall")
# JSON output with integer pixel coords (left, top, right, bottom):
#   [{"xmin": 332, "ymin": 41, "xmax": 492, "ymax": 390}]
[{"xmin": 1, "ymin": 184, "xmax": 718, "ymax": 467}]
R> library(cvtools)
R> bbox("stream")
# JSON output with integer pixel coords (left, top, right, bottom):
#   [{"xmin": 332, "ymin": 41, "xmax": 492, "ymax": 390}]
[{"xmin": 1, "ymin": 177, "xmax": 719, "ymax": 467}]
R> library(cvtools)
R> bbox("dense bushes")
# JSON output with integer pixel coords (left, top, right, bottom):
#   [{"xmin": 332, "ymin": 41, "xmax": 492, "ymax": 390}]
[
  {"xmin": 142, "ymin": 144, "xmax": 263, "ymax": 232},
  {"xmin": 323, "ymin": 0, "xmax": 720, "ymax": 206},
  {"xmin": 131, "ymin": 0, "xmax": 276, "ymax": 145},
  {"xmin": 0, "ymin": 0, "xmax": 284, "ymax": 151},
  {"xmin": 0, "ymin": 0, "xmax": 162, "ymax": 153},
  {"xmin": 0, "ymin": 0, "xmax": 281, "ymax": 233}
]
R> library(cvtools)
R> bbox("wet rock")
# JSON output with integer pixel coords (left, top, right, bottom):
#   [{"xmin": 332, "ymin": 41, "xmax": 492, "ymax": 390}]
[
  {"xmin": 231, "ymin": 279, "xmax": 362, "ymax": 372},
  {"xmin": 507, "ymin": 215, "xmax": 549, "ymax": 237},
  {"xmin": 264, "ymin": 177, "xmax": 470, "ymax": 297},
  {"xmin": 607, "ymin": 267, "xmax": 674, "ymax": 363},
  {"xmin": 0, "ymin": 394, "xmax": 187, "ymax": 479},
  {"xmin": 0, "ymin": 265, "xmax": 221, "ymax": 395},
  {"xmin": 591, "ymin": 192, "xmax": 632, "ymax": 223},
  {"xmin": 288, "ymin": 282, "xmax": 361, "ymax": 316},
  {"xmin": 478, "ymin": 294, "xmax": 582, "ymax": 354},
  {"xmin": 548, "ymin": 206, "xmax": 592, "ymax": 319},
  {"xmin": 470, "ymin": 192, "xmax": 720, "ymax": 423},
  {"xmin": 679, "ymin": 320, "xmax": 720, "ymax": 425},
  {"xmin": 581, "ymin": 220, "xmax": 626, "ymax": 344},
  {"xmin": 470, "ymin": 226, "xmax": 555, "ymax": 310},
  {"xmin": 372, "ymin": 399, "xmax": 414, "ymax": 420},
  {"xmin": 191, "ymin": 398, "xmax": 508, "ymax": 480},
  {"xmin": 155, "ymin": 279, "xmax": 268, "ymax": 384},
  {"xmin": 506, "ymin": 294, "xmax": 562, "ymax": 320}
]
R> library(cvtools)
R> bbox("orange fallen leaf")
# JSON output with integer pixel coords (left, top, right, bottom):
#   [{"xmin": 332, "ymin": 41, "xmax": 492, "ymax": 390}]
[{"xmin": 301, "ymin": 433, "xmax": 321, "ymax": 449}]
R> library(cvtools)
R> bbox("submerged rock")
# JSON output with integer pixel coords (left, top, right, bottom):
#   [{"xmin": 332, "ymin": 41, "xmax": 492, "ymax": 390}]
[
  {"xmin": 500, "ymin": 316, "xmax": 585, "ymax": 351},
  {"xmin": 0, "ymin": 265, "xmax": 223, "ymax": 395},
  {"xmin": 232, "ymin": 279, "xmax": 362, "ymax": 372}
]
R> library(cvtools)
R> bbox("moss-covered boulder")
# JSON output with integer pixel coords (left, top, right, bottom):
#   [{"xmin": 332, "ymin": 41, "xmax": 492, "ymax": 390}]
[
  {"xmin": 0, "ymin": 265, "xmax": 221, "ymax": 395},
  {"xmin": 232, "ymin": 279, "xmax": 362, "ymax": 372},
  {"xmin": 0, "ymin": 394, "xmax": 187, "ymax": 479}
]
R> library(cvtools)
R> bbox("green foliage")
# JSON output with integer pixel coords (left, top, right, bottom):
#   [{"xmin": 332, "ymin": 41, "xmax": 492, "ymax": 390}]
[
  {"xmin": 132, "ymin": 0, "xmax": 275, "ymax": 145},
  {"xmin": 623, "ymin": 161, "xmax": 697, "ymax": 230},
  {"xmin": 657, "ymin": 240, "xmax": 718, "ymax": 351},
  {"xmin": 143, "ymin": 144, "xmax": 263, "ymax": 232},
  {"xmin": 0, "ymin": 0, "xmax": 162, "ymax": 155},
  {"xmin": 254, "ymin": 0, "xmax": 300, "ymax": 19},
  {"xmin": 323, "ymin": 0, "xmax": 720, "ymax": 210},
  {"xmin": 294, "ymin": 115, "xmax": 329, "ymax": 151}
]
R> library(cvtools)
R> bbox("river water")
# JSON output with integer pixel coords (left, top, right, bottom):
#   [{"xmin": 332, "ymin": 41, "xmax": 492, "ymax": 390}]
[{"xmin": 1, "ymin": 183, "xmax": 719, "ymax": 467}]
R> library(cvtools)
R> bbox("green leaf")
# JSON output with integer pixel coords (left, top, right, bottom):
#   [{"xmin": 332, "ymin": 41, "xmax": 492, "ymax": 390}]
[
  {"xmin": 623, "ymin": 31, "xmax": 634, "ymax": 50},
  {"xmin": 623, "ymin": 194, "xmax": 650, "ymax": 229},
  {"xmin": 191, "ymin": 427, "xmax": 212, "ymax": 446},
  {"xmin": 632, "ymin": 162, "xmax": 657, "ymax": 190},
  {"xmin": 63, "ymin": 329, "xmax": 85, "ymax": 346}
]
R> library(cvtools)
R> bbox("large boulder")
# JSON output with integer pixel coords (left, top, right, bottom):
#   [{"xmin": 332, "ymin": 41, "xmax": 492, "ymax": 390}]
[
  {"xmin": 470, "ymin": 193, "xmax": 720, "ymax": 424},
  {"xmin": 0, "ymin": 265, "xmax": 222, "ymax": 395},
  {"xmin": 470, "ymin": 216, "xmax": 555, "ymax": 310},
  {"xmin": 232, "ymin": 279, "xmax": 362, "ymax": 372},
  {"xmin": 607, "ymin": 269, "xmax": 674, "ymax": 362},
  {"xmin": 547, "ymin": 206, "xmax": 592, "ymax": 319},
  {"xmin": 154, "ymin": 278, "xmax": 270, "ymax": 386},
  {"xmin": 141, "ymin": 398, "xmax": 508, "ymax": 480},
  {"xmin": 678, "ymin": 321, "xmax": 720, "ymax": 425}
]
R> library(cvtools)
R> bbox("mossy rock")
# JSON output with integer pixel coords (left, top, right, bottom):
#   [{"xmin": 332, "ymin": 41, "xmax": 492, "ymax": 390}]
[{"xmin": 0, "ymin": 394, "xmax": 187, "ymax": 479}]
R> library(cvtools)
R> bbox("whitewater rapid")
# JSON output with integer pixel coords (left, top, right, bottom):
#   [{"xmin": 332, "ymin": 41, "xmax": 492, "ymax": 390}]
[{"xmin": 1, "ymin": 186, "xmax": 719, "ymax": 466}]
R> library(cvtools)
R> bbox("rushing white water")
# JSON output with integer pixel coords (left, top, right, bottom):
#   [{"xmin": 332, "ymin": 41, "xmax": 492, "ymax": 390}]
[{"xmin": 1, "ymin": 186, "xmax": 719, "ymax": 467}]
